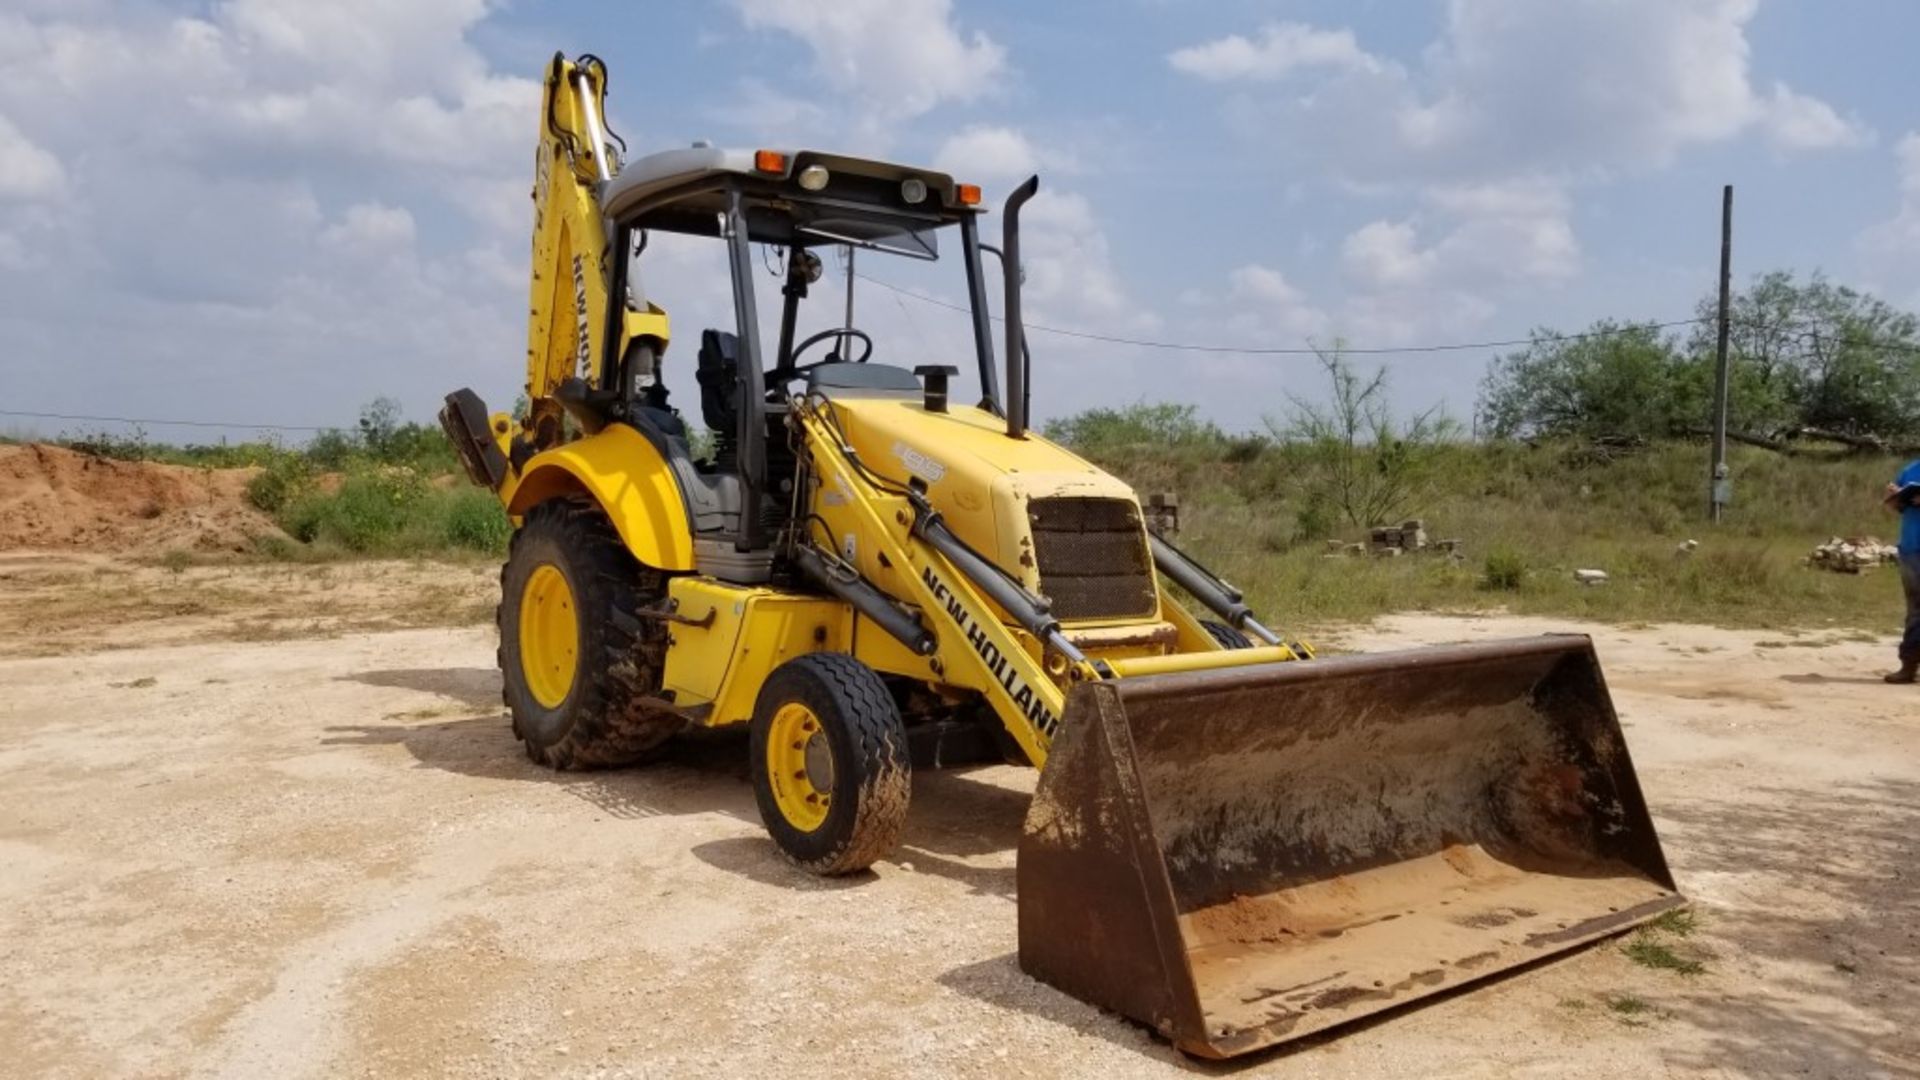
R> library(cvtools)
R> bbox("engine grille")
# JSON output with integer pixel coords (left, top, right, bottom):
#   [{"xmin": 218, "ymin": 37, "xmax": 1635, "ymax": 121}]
[{"xmin": 1027, "ymin": 497, "xmax": 1158, "ymax": 622}]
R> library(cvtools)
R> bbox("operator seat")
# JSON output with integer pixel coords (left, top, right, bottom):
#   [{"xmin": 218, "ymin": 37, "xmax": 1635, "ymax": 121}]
[{"xmin": 696, "ymin": 329, "xmax": 740, "ymax": 434}]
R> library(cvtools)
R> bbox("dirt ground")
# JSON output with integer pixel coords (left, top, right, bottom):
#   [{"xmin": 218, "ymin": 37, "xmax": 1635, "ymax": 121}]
[
  {"xmin": 0, "ymin": 554, "xmax": 1914, "ymax": 1079},
  {"xmin": 0, "ymin": 445, "xmax": 281, "ymax": 553}
]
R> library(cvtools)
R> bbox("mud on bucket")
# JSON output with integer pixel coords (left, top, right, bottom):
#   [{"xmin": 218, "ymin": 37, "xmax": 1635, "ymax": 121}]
[{"xmin": 1016, "ymin": 635, "xmax": 1682, "ymax": 1058}]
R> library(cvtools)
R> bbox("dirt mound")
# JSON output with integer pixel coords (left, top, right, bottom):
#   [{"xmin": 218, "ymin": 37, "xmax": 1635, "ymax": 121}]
[{"xmin": 0, "ymin": 443, "xmax": 285, "ymax": 553}]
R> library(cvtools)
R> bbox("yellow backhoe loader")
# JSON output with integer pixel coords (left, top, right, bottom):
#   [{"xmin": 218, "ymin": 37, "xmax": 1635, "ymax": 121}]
[{"xmin": 440, "ymin": 54, "xmax": 1683, "ymax": 1057}]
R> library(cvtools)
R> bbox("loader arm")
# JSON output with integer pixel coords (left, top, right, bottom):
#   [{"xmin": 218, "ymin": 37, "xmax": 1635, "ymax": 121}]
[
  {"xmin": 794, "ymin": 398, "xmax": 1311, "ymax": 765},
  {"xmin": 794, "ymin": 400, "xmax": 1071, "ymax": 766}
]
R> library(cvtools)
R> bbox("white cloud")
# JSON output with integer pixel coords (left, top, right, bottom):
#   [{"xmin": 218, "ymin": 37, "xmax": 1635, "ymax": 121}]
[
  {"xmin": 1167, "ymin": 0, "xmax": 1867, "ymax": 361},
  {"xmin": 1334, "ymin": 185, "xmax": 1577, "ymax": 369},
  {"xmin": 1020, "ymin": 190, "xmax": 1136, "ymax": 324},
  {"xmin": 733, "ymin": 0, "xmax": 1004, "ymax": 124},
  {"xmin": 0, "ymin": 114, "xmax": 61, "ymax": 200},
  {"xmin": 1762, "ymin": 82, "xmax": 1872, "ymax": 151},
  {"xmin": 933, "ymin": 126, "xmax": 1044, "ymax": 184},
  {"xmin": 1167, "ymin": 22, "xmax": 1379, "ymax": 81},
  {"xmin": 0, "ymin": 1, "xmax": 538, "ymax": 433},
  {"xmin": 1329, "ymin": 176, "xmax": 1577, "ymax": 360},
  {"xmin": 1856, "ymin": 133, "xmax": 1920, "ymax": 307},
  {"xmin": 1341, "ymin": 221, "xmax": 1436, "ymax": 289},
  {"xmin": 1227, "ymin": 265, "xmax": 1306, "ymax": 307},
  {"xmin": 0, "ymin": 1, "xmax": 537, "ymax": 204},
  {"xmin": 1899, "ymin": 134, "xmax": 1920, "ymax": 199},
  {"xmin": 1173, "ymin": 0, "xmax": 1869, "ymax": 181},
  {"xmin": 320, "ymin": 202, "xmax": 418, "ymax": 257},
  {"xmin": 1220, "ymin": 264, "xmax": 1328, "ymax": 343},
  {"xmin": 1422, "ymin": 177, "xmax": 1567, "ymax": 220}
]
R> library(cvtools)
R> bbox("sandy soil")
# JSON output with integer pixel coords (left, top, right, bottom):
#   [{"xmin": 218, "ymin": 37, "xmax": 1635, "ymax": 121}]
[
  {"xmin": 0, "ymin": 445, "xmax": 282, "ymax": 553},
  {"xmin": 0, "ymin": 553, "xmax": 495, "ymax": 658},
  {"xmin": 0, "ymin": 559, "xmax": 1914, "ymax": 1079}
]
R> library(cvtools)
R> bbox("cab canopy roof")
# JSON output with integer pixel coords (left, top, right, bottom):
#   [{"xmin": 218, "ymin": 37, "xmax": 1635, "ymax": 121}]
[{"xmin": 600, "ymin": 146, "xmax": 980, "ymax": 257}]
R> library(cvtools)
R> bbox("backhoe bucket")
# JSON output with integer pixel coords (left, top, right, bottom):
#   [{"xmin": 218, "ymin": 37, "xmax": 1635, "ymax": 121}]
[{"xmin": 1017, "ymin": 635, "xmax": 1680, "ymax": 1058}]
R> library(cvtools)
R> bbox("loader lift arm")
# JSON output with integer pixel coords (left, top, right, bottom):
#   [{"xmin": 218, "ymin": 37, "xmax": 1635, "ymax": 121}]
[{"xmin": 789, "ymin": 397, "xmax": 1304, "ymax": 767}]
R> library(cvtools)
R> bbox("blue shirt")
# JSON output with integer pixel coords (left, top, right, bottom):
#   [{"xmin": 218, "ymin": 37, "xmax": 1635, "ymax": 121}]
[{"xmin": 1900, "ymin": 460, "xmax": 1920, "ymax": 556}]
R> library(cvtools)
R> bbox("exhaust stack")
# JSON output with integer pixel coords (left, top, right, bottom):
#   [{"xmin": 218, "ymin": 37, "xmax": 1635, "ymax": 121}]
[{"xmin": 1002, "ymin": 176, "xmax": 1039, "ymax": 439}]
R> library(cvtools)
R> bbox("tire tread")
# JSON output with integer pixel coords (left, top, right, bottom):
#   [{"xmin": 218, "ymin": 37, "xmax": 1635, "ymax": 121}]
[
  {"xmin": 752, "ymin": 653, "xmax": 910, "ymax": 875},
  {"xmin": 500, "ymin": 498, "xmax": 680, "ymax": 770}
]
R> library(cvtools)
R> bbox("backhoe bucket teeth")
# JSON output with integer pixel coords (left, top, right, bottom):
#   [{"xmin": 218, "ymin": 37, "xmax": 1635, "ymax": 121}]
[{"xmin": 1017, "ymin": 636, "xmax": 1681, "ymax": 1059}]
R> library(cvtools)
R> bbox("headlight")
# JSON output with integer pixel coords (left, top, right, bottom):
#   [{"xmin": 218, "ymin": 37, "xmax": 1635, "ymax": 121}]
[
  {"xmin": 900, "ymin": 177, "xmax": 928, "ymax": 204},
  {"xmin": 798, "ymin": 164, "xmax": 830, "ymax": 191}
]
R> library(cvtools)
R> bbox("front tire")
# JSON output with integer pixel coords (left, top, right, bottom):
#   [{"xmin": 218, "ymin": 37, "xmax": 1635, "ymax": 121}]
[
  {"xmin": 749, "ymin": 654, "xmax": 910, "ymax": 874},
  {"xmin": 498, "ymin": 498, "xmax": 681, "ymax": 769}
]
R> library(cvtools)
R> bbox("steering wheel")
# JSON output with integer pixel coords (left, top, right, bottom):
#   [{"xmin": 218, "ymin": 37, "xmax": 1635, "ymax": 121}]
[{"xmin": 788, "ymin": 327, "xmax": 873, "ymax": 371}]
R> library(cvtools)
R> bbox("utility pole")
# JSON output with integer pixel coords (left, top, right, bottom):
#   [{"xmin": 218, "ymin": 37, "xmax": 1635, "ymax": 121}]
[{"xmin": 1708, "ymin": 184, "xmax": 1733, "ymax": 522}]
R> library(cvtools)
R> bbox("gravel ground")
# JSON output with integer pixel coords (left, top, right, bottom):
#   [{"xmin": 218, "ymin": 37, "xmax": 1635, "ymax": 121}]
[{"xmin": 0, "ymin": 558, "xmax": 1915, "ymax": 1079}]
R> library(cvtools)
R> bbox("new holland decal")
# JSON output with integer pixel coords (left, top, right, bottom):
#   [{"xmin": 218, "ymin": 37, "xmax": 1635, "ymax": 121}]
[
  {"xmin": 571, "ymin": 253, "xmax": 592, "ymax": 376},
  {"xmin": 920, "ymin": 565, "xmax": 1058, "ymax": 740}
]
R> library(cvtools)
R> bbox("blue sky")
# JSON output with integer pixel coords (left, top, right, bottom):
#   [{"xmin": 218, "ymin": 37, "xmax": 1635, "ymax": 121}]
[{"xmin": 2, "ymin": 0, "xmax": 1916, "ymax": 440}]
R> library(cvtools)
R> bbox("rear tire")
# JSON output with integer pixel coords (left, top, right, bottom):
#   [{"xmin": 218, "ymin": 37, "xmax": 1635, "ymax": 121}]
[
  {"xmin": 498, "ymin": 498, "xmax": 682, "ymax": 769},
  {"xmin": 749, "ymin": 654, "xmax": 910, "ymax": 875},
  {"xmin": 1200, "ymin": 620, "xmax": 1253, "ymax": 650}
]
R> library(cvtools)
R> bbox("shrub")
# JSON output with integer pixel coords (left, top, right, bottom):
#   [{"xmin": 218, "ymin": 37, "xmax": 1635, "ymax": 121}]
[
  {"xmin": 304, "ymin": 429, "xmax": 357, "ymax": 470},
  {"xmin": 1269, "ymin": 345, "xmax": 1458, "ymax": 530},
  {"xmin": 60, "ymin": 426, "xmax": 153, "ymax": 461},
  {"xmin": 1223, "ymin": 435, "xmax": 1269, "ymax": 463},
  {"xmin": 1291, "ymin": 495, "xmax": 1338, "ymax": 545},
  {"xmin": 440, "ymin": 489, "xmax": 512, "ymax": 554},
  {"xmin": 1482, "ymin": 547, "xmax": 1527, "ymax": 591},
  {"xmin": 283, "ymin": 466, "xmax": 428, "ymax": 552},
  {"xmin": 1042, "ymin": 402, "xmax": 1224, "ymax": 452},
  {"xmin": 245, "ymin": 454, "xmax": 313, "ymax": 513}
]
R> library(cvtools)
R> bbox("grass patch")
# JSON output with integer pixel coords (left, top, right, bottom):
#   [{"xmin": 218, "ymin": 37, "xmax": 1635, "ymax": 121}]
[
  {"xmin": 1603, "ymin": 994, "xmax": 1662, "ymax": 1024},
  {"xmin": 277, "ymin": 469, "xmax": 510, "ymax": 558},
  {"xmin": 1071, "ymin": 436, "xmax": 1908, "ymax": 632},
  {"xmin": 1482, "ymin": 547, "xmax": 1526, "ymax": 591},
  {"xmin": 1623, "ymin": 938, "xmax": 1706, "ymax": 975},
  {"xmin": 1645, "ymin": 907, "xmax": 1699, "ymax": 937}
]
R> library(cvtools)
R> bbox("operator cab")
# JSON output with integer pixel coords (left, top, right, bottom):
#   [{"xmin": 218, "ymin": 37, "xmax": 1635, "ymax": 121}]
[
  {"xmin": 603, "ymin": 146, "xmax": 994, "ymax": 397},
  {"xmin": 588, "ymin": 145, "xmax": 1016, "ymax": 582}
]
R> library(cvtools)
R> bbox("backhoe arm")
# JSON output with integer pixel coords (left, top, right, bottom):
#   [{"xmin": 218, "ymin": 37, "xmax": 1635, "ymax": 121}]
[{"xmin": 524, "ymin": 53, "xmax": 670, "ymax": 450}]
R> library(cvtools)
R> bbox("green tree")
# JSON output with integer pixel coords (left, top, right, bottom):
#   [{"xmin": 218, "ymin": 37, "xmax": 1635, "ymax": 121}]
[
  {"xmin": 1476, "ymin": 321, "xmax": 1691, "ymax": 441},
  {"xmin": 1270, "ymin": 344, "xmax": 1456, "ymax": 530},
  {"xmin": 356, "ymin": 397, "xmax": 404, "ymax": 458},
  {"xmin": 1041, "ymin": 401, "xmax": 1223, "ymax": 451},
  {"xmin": 1686, "ymin": 270, "xmax": 1920, "ymax": 438}
]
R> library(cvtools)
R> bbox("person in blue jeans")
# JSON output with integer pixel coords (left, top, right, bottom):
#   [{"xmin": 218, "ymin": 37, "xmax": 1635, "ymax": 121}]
[{"xmin": 1886, "ymin": 458, "xmax": 1920, "ymax": 684}]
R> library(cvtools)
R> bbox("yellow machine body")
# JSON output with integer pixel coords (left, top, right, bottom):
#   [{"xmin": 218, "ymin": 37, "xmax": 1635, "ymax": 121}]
[
  {"xmin": 503, "ymin": 426, "xmax": 695, "ymax": 573},
  {"xmin": 440, "ymin": 51, "xmax": 1684, "ymax": 1060},
  {"xmin": 659, "ymin": 578, "xmax": 848, "ymax": 726}
]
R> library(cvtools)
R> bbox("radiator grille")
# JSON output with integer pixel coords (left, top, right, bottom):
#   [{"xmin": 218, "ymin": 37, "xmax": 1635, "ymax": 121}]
[{"xmin": 1027, "ymin": 498, "xmax": 1157, "ymax": 621}]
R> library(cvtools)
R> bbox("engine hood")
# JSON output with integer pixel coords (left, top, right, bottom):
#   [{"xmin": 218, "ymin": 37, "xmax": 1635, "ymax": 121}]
[{"xmin": 821, "ymin": 395, "xmax": 1143, "ymax": 602}]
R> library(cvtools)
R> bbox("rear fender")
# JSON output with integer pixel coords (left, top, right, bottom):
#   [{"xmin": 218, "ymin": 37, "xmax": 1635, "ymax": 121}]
[{"xmin": 506, "ymin": 426, "xmax": 695, "ymax": 572}]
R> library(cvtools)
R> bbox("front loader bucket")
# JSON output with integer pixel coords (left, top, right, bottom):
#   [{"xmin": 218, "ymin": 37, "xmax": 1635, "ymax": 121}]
[{"xmin": 1017, "ymin": 636, "xmax": 1680, "ymax": 1059}]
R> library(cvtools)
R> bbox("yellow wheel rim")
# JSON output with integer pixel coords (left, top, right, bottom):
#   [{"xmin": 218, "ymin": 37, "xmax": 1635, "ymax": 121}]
[
  {"xmin": 766, "ymin": 702, "xmax": 833, "ymax": 833},
  {"xmin": 518, "ymin": 564, "xmax": 578, "ymax": 709}
]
